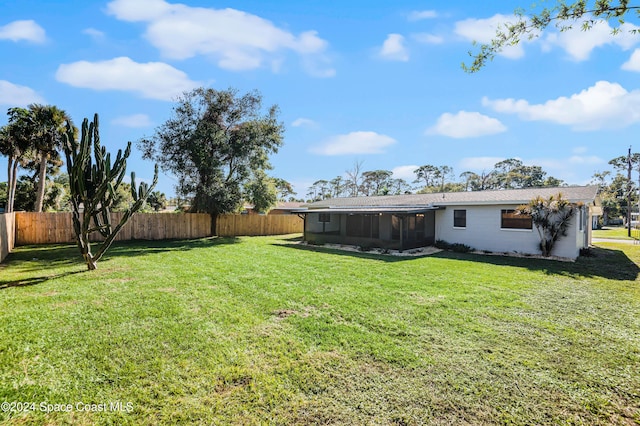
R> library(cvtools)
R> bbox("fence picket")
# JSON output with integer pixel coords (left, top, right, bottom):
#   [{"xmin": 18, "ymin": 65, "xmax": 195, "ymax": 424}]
[{"xmin": 12, "ymin": 212, "xmax": 302, "ymax": 245}]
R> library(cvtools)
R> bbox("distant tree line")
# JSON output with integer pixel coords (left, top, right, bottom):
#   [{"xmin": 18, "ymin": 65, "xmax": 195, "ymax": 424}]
[
  {"xmin": 306, "ymin": 158, "xmax": 565, "ymax": 202},
  {"xmin": 592, "ymin": 152, "xmax": 640, "ymax": 226},
  {"xmin": 305, "ymin": 155, "xmax": 640, "ymax": 227}
]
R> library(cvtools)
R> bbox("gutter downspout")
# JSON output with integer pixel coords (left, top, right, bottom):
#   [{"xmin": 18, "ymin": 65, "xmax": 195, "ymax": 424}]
[{"xmin": 296, "ymin": 213, "xmax": 307, "ymax": 241}]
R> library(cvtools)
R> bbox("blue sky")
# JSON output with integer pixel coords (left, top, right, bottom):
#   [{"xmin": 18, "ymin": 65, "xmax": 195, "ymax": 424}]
[{"xmin": 1, "ymin": 0, "xmax": 639, "ymax": 199}]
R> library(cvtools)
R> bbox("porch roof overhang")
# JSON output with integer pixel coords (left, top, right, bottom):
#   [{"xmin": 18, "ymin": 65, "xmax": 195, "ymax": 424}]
[{"xmin": 291, "ymin": 206, "xmax": 443, "ymax": 215}]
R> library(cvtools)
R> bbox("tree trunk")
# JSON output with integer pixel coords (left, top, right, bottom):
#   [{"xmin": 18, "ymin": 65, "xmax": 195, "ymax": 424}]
[
  {"xmin": 211, "ymin": 213, "xmax": 218, "ymax": 236},
  {"xmin": 34, "ymin": 151, "xmax": 48, "ymax": 212},
  {"xmin": 9, "ymin": 161, "xmax": 18, "ymax": 213},
  {"xmin": 84, "ymin": 255, "xmax": 97, "ymax": 270},
  {"xmin": 6, "ymin": 157, "xmax": 14, "ymax": 213}
]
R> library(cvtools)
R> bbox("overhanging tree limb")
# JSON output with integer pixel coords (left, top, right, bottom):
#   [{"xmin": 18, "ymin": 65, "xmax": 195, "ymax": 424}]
[{"xmin": 464, "ymin": 1, "xmax": 640, "ymax": 72}]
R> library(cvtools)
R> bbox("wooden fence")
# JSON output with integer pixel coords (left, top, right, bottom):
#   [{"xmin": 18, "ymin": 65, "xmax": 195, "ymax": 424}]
[
  {"xmin": 216, "ymin": 214, "xmax": 303, "ymax": 237},
  {"xmin": 0, "ymin": 212, "xmax": 15, "ymax": 262},
  {"xmin": 10, "ymin": 212, "xmax": 303, "ymax": 246},
  {"xmin": 15, "ymin": 212, "xmax": 212, "ymax": 245}
]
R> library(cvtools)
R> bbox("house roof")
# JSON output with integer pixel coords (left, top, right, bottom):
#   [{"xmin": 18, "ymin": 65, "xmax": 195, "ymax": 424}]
[
  {"xmin": 302, "ymin": 186, "xmax": 599, "ymax": 210},
  {"xmin": 244, "ymin": 201, "xmax": 305, "ymax": 211},
  {"xmin": 272, "ymin": 201, "xmax": 306, "ymax": 210},
  {"xmin": 294, "ymin": 206, "xmax": 443, "ymax": 215}
]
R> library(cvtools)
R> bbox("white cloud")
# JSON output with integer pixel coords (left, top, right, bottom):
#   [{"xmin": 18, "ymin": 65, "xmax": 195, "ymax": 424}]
[
  {"xmin": 391, "ymin": 165, "xmax": 419, "ymax": 180},
  {"xmin": 408, "ymin": 10, "xmax": 437, "ymax": 21},
  {"xmin": 106, "ymin": 0, "xmax": 335, "ymax": 76},
  {"xmin": 311, "ymin": 131, "xmax": 397, "ymax": 155},
  {"xmin": 454, "ymin": 14, "xmax": 528, "ymax": 59},
  {"xmin": 568, "ymin": 155, "xmax": 604, "ymax": 165},
  {"xmin": 0, "ymin": 20, "xmax": 46, "ymax": 43},
  {"xmin": 459, "ymin": 157, "xmax": 507, "ymax": 171},
  {"xmin": 427, "ymin": 111, "xmax": 507, "ymax": 138},
  {"xmin": 572, "ymin": 146, "xmax": 588, "ymax": 154},
  {"xmin": 106, "ymin": 0, "xmax": 171, "ymax": 20},
  {"xmin": 622, "ymin": 48, "xmax": 640, "ymax": 71},
  {"xmin": 412, "ymin": 33, "xmax": 444, "ymax": 45},
  {"xmin": 112, "ymin": 114, "xmax": 153, "ymax": 128},
  {"xmin": 0, "ymin": 80, "xmax": 44, "ymax": 106},
  {"xmin": 83, "ymin": 28, "xmax": 105, "ymax": 41},
  {"xmin": 543, "ymin": 19, "xmax": 639, "ymax": 61},
  {"xmin": 55, "ymin": 56, "xmax": 199, "ymax": 101},
  {"xmin": 379, "ymin": 34, "xmax": 409, "ymax": 61},
  {"xmin": 291, "ymin": 118, "xmax": 317, "ymax": 128},
  {"xmin": 483, "ymin": 80, "xmax": 640, "ymax": 130}
]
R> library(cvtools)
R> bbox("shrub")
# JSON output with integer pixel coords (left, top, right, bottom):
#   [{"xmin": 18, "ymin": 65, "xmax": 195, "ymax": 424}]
[
  {"xmin": 516, "ymin": 193, "xmax": 579, "ymax": 257},
  {"xmin": 435, "ymin": 240, "xmax": 472, "ymax": 253},
  {"xmin": 580, "ymin": 247, "xmax": 595, "ymax": 257}
]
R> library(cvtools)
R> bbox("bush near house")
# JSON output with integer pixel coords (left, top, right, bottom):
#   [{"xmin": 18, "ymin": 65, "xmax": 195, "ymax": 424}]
[{"xmin": 435, "ymin": 239, "xmax": 473, "ymax": 253}]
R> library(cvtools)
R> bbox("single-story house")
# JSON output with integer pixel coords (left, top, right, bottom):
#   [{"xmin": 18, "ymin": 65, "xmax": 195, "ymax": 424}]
[
  {"xmin": 295, "ymin": 186, "xmax": 601, "ymax": 259},
  {"xmin": 242, "ymin": 201, "xmax": 306, "ymax": 215}
]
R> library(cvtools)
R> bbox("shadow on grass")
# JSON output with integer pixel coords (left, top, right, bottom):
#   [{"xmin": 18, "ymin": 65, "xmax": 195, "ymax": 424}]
[
  {"xmin": 275, "ymin": 242, "xmax": 424, "ymax": 263},
  {"xmin": 278, "ymin": 235, "xmax": 304, "ymax": 242},
  {"xmin": 0, "ymin": 270, "xmax": 86, "ymax": 290},
  {"xmin": 428, "ymin": 247, "xmax": 640, "ymax": 281},
  {"xmin": 101, "ymin": 236, "xmax": 240, "ymax": 261},
  {"xmin": 0, "ymin": 237, "xmax": 240, "ymax": 289},
  {"xmin": 277, "ymin": 242, "xmax": 640, "ymax": 281}
]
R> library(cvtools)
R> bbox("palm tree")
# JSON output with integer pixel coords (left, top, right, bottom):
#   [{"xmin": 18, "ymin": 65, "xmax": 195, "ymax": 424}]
[
  {"xmin": 27, "ymin": 104, "xmax": 75, "ymax": 212},
  {"xmin": 0, "ymin": 108, "xmax": 33, "ymax": 213}
]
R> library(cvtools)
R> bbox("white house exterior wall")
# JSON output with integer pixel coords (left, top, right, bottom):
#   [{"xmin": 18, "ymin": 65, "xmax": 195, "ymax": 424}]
[{"xmin": 434, "ymin": 204, "xmax": 584, "ymax": 259}]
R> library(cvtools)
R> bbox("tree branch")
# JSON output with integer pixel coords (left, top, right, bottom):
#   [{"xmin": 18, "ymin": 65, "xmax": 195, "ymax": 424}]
[{"xmin": 464, "ymin": 2, "xmax": 640, "ymax": 72}]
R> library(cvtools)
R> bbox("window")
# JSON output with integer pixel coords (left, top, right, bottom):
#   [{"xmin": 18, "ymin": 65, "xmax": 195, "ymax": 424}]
[
  {"xmin": 501, "ymin": 210, "xmax": 532, "ymax": 230},
  {"xmin": 318, "ymin": 213, "xmax": 331, "ymax": 223},
  {"xmin": 453, "ymin": 210, "xmax": 466, "ymax": 228},
  {"xmin": 347, "ymin": 214, "xmax": 380, "ymax": 238}
]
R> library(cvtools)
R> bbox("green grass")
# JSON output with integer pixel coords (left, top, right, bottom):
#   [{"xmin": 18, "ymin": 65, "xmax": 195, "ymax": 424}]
[
  {"xmin": 0, "ymin": 235, "xmax": 639, "ymax": 425},
  {"xmin": 592, "ymin": 226, "xmax": 636, "ymax": 240}
]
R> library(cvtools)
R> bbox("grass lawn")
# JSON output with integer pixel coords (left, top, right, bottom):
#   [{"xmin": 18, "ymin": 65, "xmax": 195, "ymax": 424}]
[
  {"xmin": 0, "ymin": 235, "xmax": 639, "ymax": 425},
  {"xmin": 592, "ymin": 226, "xmax": 636, "ymax": 240}
]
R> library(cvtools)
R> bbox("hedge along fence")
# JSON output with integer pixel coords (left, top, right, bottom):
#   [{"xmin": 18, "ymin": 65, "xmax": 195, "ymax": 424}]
[
  {"xmin": 15, "ymin": 212, "xmax": 212, "ymax": 245},
  {"xmin": 215, "ymin": 214, "xmax": 302, "ymax": 237},
  {"xmin": 12, "ymin": 212, "xmax": 303, "ymax": 246},
  {"xmin": 0, "ymin": 212, "xmax": 15, "ymax": 262}
]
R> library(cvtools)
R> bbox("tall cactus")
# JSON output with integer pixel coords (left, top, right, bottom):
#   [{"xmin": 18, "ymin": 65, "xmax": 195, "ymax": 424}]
[{"xmin": 63, "ymin": 114, "xmax": 158, "ymax": 270}]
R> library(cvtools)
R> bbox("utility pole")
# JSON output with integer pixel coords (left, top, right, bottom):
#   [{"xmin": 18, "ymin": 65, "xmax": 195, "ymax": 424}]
[{"xmin": 628, "ymin": 146, "xmax": 632, "ymax": 238}]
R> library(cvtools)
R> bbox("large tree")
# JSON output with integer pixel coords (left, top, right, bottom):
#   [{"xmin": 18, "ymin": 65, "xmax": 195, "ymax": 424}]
[
  {"xmin": 464, "ymin": 0, "xmax": 640, "ymax": 72},
  {"xmin": 345, "ymin": 161, "xmax": 364, "ymax": 197},
  {"xmin": 361, "ymin": 170, "xmax": 393, "ymax": 196},
  {"xmin": 609, "ymin": 151, "xmax": 640, "ymax": 234},
  {"xmin": 245, "ymin": 170, "xmax": 278, "ymax": 213},
  {"xmin": 26, "ymin": 104, "xmax": 75, "ymax": 212},
  {"xmin": 492, "ymin": 158, "xmax": 548, "ymax": 189},
  {"xmin": 413, "ymin": 164, "xmax": 439, "ymax": 188},
  {"xmin": 307, "ymin": 179, "xmax": 331, "ymax": 201},
  {"xmin": 272, "ymin": 178, "xmax": 296, "ymax": 201},
  {"xmin": 0, "ymin": 108, "xmax": 33, "ymax": 212},
  {"xmin": 139, "ymin": 88, "xmax": 283, "ymax": 228},
  {"xmin": 591, "ymin": 170, "xmax": 624, "ymax": 225}
]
